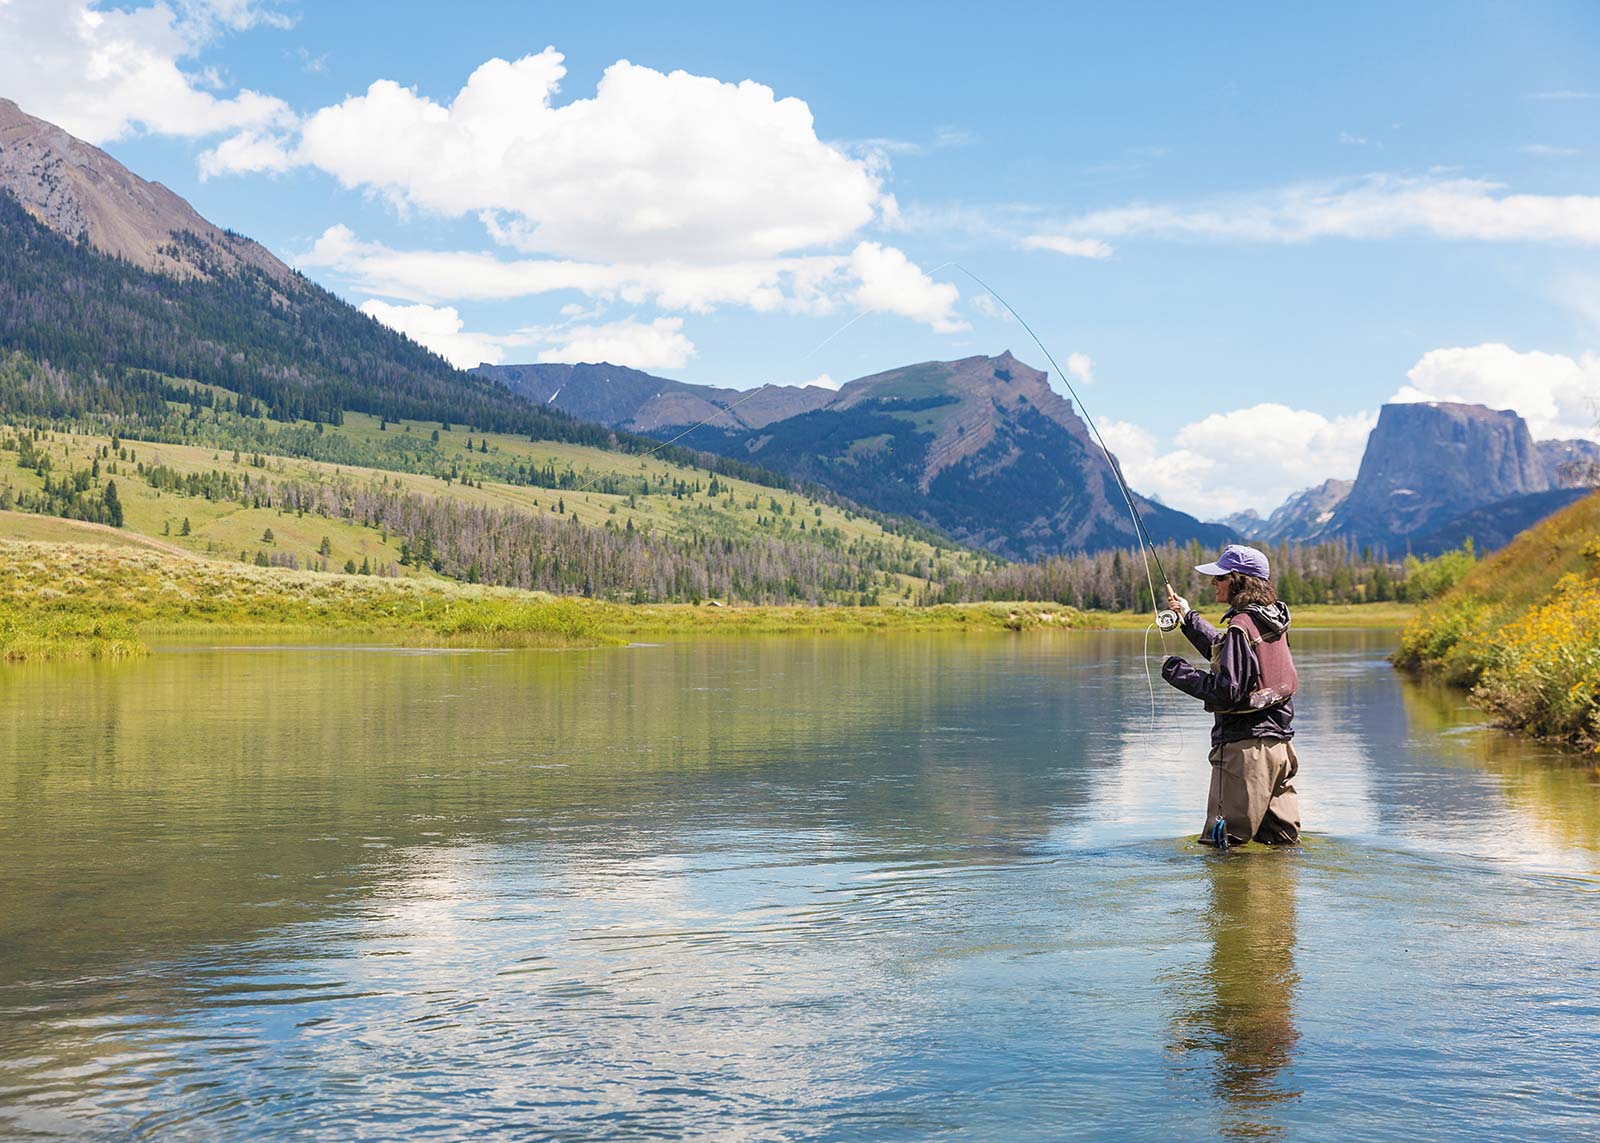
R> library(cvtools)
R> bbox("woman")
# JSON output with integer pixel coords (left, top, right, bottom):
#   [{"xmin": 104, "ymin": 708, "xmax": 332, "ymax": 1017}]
[{"xmin": 1161, "ymin": 544, "xmax": 1301, "ymax": 849}]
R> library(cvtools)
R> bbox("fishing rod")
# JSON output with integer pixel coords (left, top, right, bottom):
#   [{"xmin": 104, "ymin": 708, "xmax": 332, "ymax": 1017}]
[{"xmin": 946, "ymin": 265, "xmax": 1181, "ymax": 632}]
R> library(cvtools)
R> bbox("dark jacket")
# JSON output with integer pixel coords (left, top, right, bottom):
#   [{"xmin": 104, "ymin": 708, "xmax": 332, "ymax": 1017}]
[{"xmin": 1161, "ymin": 602, "xmax": 1295, "ymax": 747}]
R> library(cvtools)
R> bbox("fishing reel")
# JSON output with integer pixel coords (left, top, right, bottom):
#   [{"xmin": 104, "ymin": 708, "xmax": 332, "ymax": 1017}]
[{"xmin": 1156, "ymin": 609, "xmax": 1180, "ymax": 632}]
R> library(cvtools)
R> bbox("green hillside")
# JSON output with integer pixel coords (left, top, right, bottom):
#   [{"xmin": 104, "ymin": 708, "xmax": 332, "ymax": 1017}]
[
  {"xmin": 0, "ymin": 416, "xmax": 987, "ymax": 604},
  {"xmin": 1396, "ymin": 490, "xmax": 1600, "ymax": 749}
]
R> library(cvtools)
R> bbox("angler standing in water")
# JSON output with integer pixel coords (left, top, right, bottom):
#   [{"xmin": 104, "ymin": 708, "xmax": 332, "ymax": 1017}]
[{"xmin": 1161, "ymin": 545, "xmax": 1301, "ymax": 849}]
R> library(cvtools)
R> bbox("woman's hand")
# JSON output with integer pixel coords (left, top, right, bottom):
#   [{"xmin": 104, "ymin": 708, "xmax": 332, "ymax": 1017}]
[{"xmin": 1166, "ymin": 587, "xmax": 1190, "ymax": 617}]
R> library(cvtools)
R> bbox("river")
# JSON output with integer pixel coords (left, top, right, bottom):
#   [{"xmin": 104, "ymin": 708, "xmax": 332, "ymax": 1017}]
[{"xmin": 1, "ymin": 629, "xmax": 1597, "ymax": 1140}]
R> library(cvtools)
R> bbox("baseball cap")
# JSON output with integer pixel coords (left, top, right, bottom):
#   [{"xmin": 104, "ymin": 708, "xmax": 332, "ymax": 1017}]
[{"xmin": 1194, "ymin": 544, "xmax": 1271, "ymax": 580}]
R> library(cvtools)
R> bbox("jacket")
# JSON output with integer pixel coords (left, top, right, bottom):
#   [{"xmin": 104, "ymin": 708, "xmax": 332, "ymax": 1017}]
[{"xmin": 1161, "ymin": 602, "xmax": 1296, "ymax": 747}]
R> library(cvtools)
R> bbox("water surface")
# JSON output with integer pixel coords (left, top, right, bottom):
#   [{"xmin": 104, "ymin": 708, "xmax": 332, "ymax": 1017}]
[{"xmin": 2, "ymin": 630, "xmax": 1597, "ymax": 1140}]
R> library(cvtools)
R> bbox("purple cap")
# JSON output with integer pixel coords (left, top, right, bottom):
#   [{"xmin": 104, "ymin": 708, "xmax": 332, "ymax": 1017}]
[{"xmin": 1195, "ymin": 544, "xmax": 1271, "ymax": 580}]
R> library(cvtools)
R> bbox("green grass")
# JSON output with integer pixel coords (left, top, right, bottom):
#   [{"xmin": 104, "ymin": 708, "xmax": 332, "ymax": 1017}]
[
  {"xmin": 0, "ymin": 539, "xmax": 618, "ymax": 659},
  {"xmin": 1396, "ymin": 490, "xmax": 1600, "ymax": 750},
  {"xmin": 0, "ymin": 419, "xmax": 985, "ymax": 599},
  {"xmin": 0, "ymin": 540, "xmax": 1079, "ymax": 661}
]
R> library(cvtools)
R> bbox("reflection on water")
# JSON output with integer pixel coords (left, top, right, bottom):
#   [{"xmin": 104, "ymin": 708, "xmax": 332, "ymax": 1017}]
[
  {"xmin": 1, "ymin": 630, "xmax": 1598, "ymax": 1141},
  {"xmin": 1170, "ymin": 853, "xmax": 1301, "ymax": 1141}
]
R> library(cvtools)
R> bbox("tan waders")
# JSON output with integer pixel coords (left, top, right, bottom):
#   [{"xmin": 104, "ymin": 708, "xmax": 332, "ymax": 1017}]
[{"xmin": 1203, "ymin": 738, "xmax": 1300, "ymax": 846}]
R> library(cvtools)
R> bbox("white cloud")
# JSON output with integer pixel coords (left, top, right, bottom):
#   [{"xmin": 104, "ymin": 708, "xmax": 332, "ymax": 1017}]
[
  {"xmin": 1101, "ymin": 405, "xmax": 1377, "ymax": 517},
  {"xmin": 802, "ymin": 373, "xmax": 840, "ymax": 391},
  {"xmin": 303, "ymin": 226, "xmax": 960, "ymax": 332},
  {"xmin": 1050, "ymin": 174, "xmax": 1600, "ymax": 247},
  {"xmin": 1338, "ymin": 132, "xmax": 1369, "ymax": 146},
  {"xmin": 1020, "ymin": 234, "xmax": 1115, "ymax": 259},
  {"xmin": 260, "ymin": 50, "xmax": 892, "ymax": 264},
  {"xmin": 537, "ymin": 317, "xmax": 695, "ymax": 371},
  {"xmin": 1518, "ymin": 144, "xmax": 1580, "ymax": 158},
  {"xmin": 0, "ymin": 0, "xmax": 294, "ymax": 144},
  {"xmin": 197, "ymin": 128, "xmax": 296, "ymax": 177},
  {"xmin": 1392, "ymin": 343, "xmax": 1600, "ymax": 440},
  {"xmin": 358, "ymin": 300, "xmax": 519, "ymax": 369},
  {"xmin": 1066, "ymin": 352, "xmax": 1095, "ymax": 386},
  {"xmin": 847, "ymin": 241, "xmax": 964, "ymax": 332},
  {"xmin": 970, "ymin": 292, "xmax": 1014, "ymax": 322}
]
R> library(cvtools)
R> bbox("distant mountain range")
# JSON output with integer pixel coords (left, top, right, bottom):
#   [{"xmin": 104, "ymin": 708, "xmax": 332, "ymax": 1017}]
[
  {"xmin": 1221, "ymin": 402, "xmax": 1599, "ymax": 554},
  {"xmin": 479, "ymin": 355, "xmax": 1232, "ymax": 560},
  {"xmin": 478, "ymin": 362, "xmax": 835, "ymax": 431}
]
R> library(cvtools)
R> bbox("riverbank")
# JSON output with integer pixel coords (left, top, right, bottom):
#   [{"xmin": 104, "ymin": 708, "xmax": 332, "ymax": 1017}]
[
  {"xmin": 1395, "ymin": 490, "xmax": 1600, "ymax": 751},
  {"xmin": 2, "ymin": 538, "xmax": 1419, "ymax": 662},
  {"xmin": 0, "ymin": 540, "xmax": 1087, "ymax": 660}
]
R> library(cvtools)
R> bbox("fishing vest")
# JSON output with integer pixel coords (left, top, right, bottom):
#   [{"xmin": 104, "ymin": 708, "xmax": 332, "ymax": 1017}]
[{"xmin": 1207, "ymin": 612, "xmax": 1298, "ymax": 714}]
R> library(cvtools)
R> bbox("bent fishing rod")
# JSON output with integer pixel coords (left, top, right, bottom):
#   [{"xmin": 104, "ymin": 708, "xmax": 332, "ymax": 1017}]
[{"xmin": 945, "ymin": 265, "xmax": 1181, "ymax": 631}]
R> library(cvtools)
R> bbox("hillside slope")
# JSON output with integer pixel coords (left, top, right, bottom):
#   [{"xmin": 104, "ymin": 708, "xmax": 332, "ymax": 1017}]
[
  {"xmin": 687, "ymin": 352, "xmax": 1229, "ymax": 559},
  {"xmin": 1396, "ymin": 489, "xmax": 1600, "ymax": 748}
]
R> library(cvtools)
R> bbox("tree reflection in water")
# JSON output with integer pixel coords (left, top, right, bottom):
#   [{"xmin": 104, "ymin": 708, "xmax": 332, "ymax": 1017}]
[{"xmin": 1169, "ymin": 850, "xmax": 1302, "ymax": 1141}]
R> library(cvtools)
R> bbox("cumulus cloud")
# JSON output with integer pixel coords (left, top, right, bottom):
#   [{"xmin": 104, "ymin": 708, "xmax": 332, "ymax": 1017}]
[
  {"xmin": 197, "ymin": 128, "xmax": 297, "ymax": 177},
  {"xmin": 1043, "ymin": 174, "xmax": 1600, "ymax": 247},
  {"xmin": 358, "ymin": 300, "xmax": 520, "ymax": 369},
  {"xmin": 1392, "ymin": 343, "xmax": 1600, "ymax": 440},
  {"xmin": 847, "ymin": 242, "xmax": 964, "ymax": 332},
  {"xmin": 1066, "ymin": 352, "xmax": 1095, "ymax": 386},
  {"xmin": 537, "ymin": 317, "xmax": 695, "ymax": 371},
  {"xmin": 300, "ymin": 226, "xmax": 960, "ymax": 331},
  {"xmin": 801, "ymin": 373, "xmax": 840, "ymax": 391},
  {"xmin": 0, "ymin": 0, "xmax": 294, "ymax": 144},
  {"xmin": 1101, "ymin": 405, "xmax": 1378, "ymax": 517},
  {"xmin": 220, "ymin": 50, "xmax": 892, "ymax": 265},
  {"xmin": 1020, "ymin": 234, "xmax": 1115, "ymax": 259}
]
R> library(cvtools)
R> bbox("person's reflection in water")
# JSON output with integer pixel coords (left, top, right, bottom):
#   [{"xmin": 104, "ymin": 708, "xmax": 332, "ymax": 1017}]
[{"xmin": 1169, "ymin": 852, "xmax": 1302, "ymax": 1141}]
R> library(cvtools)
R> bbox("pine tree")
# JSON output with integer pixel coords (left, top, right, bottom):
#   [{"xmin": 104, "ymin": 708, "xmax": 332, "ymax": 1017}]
[{"xmin": 102, "ymin": 480, "xmax": 122, "ymax": 527}]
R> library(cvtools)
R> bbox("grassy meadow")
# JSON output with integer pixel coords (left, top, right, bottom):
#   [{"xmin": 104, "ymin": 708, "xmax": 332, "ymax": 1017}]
[
  {"xmin": 1396, "ymin": 490, "xmax": 1600, "ymax": 750},
  {"xmin": 0, "ymin": 415, "xmax": 985, "ymax": 598},
  {"xmin": 0, "ymin": 536, "xmax": 1082, "ymax": 661}
]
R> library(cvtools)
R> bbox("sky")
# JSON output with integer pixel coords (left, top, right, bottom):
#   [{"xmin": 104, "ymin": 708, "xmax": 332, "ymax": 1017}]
[{"xmin": 2, "ymin": 0, "xmax": 1598, "ymax": 518}]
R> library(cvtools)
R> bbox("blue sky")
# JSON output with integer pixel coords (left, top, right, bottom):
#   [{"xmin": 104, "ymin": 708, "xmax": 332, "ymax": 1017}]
[{"xmin": 2, "ymin": 0, "xmax": 1597, "ymax": 515}]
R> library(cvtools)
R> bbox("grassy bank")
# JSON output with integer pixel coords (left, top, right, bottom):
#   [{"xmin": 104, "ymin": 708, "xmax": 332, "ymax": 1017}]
[
  {"xmin": 0, "ymin": 540, "xmax": 1080, "ymax": 660},
  {"xmin": 2, "ymin": 538, "xmax": 1422, "ymax": 664},
  {"xmin": 1395, "ymin": 491, "xmax": 1600, "ymax": 751},
  {"xmin": 0, "ymin": 540, "xmax": 613, "ymax": 660}
]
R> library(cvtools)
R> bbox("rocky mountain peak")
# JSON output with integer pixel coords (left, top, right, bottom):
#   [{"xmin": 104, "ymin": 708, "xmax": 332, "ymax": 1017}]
[
  {"xmin": 1325, "ymin": 401, "xmax": 1551, "ymax": 548},
  {"xmin": 0, "ymin": 97, "xmax": 289, "ymax": 284}
]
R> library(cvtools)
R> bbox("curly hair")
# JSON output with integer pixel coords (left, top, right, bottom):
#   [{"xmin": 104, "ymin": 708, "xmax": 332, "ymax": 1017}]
[{"xmin": 1224, "ymin": 571, "xmax": 1279, "ymax": 609}]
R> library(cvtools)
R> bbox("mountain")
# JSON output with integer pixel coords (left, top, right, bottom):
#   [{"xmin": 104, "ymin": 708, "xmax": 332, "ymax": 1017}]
[
  {"xmin": 1323, "ymin": 402, "xmax": 1556, "ymax": 551},
  {"xmin": 475, "ymin": 362, "xmax": 834, "ymax": 431},
  {"xmin": 483, "ymin": 352, "xmax": 1231, "ymax": 559},
  {"xmin": 1241, "ymin": 478, "xmax": 1355, "ymax": 543},
  {"xmin": 1265, "ymin": 478, "xmax": 1354, "ymax": 542},
  {"xmin": 1411, "ymin": 487, "xmax": 1593, "ymax": 555},
  {"xmin": 0, "ymin": 98, "xmax": 287, "ymax": 283},
  {"xmin": 1540, "ymin": 439, "xmax": 1600, "ymax": 489},
  {"xmin": 1243, "ymin": 411, "xmax": 1597, "ymax": 554},
  {"xmin": 690, "ymin": 352, "xmax": 1229, "ymax": 560},
  {"xmin": 0, "ymin": 99, "xmax": 615, "ymax": 438}
]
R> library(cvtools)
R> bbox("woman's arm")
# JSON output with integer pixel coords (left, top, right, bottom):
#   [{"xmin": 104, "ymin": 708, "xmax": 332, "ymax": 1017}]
[
  {"xmin": 1180, "ymin": 608, "xmax": 1221, "ymax": 657},
  {"xmin": 1161, "ymin": 625, "xmax": 1254, "ymax": 708}
]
